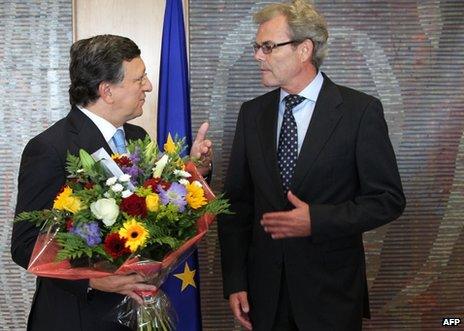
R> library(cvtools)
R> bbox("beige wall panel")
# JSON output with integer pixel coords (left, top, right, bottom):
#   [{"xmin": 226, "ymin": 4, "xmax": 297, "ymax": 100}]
[{"xmin": 73, "ymin": 0, "xmax": 166, "ymax": 138}]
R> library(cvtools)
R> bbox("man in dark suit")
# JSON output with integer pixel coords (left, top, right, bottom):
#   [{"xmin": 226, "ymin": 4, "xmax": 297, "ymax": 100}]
[
  {"xmin": 11, "ymin": 34, "xmax": 212, "ymax": 331},
  {"xmin": 218, "ymin": 1, "xmax": 406, "ymax": 330}
]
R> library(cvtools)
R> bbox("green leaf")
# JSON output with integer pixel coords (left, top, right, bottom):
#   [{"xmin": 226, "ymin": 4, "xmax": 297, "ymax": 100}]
[
  {"xmin": 203, "ymin": 195, "xmax": 233, "ymax": 215},
  {"xmin": 65, "ymin": 152, "xmax": 82, "ymax": 177},
  {"xmin": 15, "ymin": 209, "xmax": 67, "ymax": 228},
  {"xmin": 55, "ymin": 233, "xmax": 90, "ymax": 261},
  {"xmin": 79, "ymin": 149, "xmax": 96, "ymax": 172}
]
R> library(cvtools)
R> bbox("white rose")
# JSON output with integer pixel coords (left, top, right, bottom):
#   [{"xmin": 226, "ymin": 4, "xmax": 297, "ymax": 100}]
[
  {"xmin": 106, "ymin": 177, "xmax": 117, "ymax": 186},
  {"xmin": 178, "ymin": 178, "xmax": 189, "ymax": 186},
  {"xmin": 173, "ymin": 169, "xmax": 191, "ymax": 178},
  {"xmin": 90, "ymin": 198, "xmax": 119, "ymax": 226},
  {"xmin": 122, "ymin": 190, "xmax": 133, "ymax": 198},
  {"xmin": 119, "ymin": 174, "xmax": 131, "ymax": 182},
  {"xmin": 111, "ymin": 183, "xmax": 124, "ymax": 192},
  {"xmin": 153, "ymin": 154, "xmax": 169, "ymax": 178}
]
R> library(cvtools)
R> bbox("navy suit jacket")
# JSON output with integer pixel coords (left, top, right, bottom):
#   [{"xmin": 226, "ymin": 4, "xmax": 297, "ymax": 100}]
[
  {"xmin": 218, "ymin": 73, "xmax": 406, "ymax": 331},
  {"xmin": 11, "ymin": 106, "xmax": 147, "ymax": 331}
]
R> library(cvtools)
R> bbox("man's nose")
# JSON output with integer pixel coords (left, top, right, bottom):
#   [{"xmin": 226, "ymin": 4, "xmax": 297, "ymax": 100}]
[
  {"xmin": 253, "ymin": 47, "xmax": 266, "ymax": 62},
  {"xmin": 144, "ymin": 77, "xmax": 153, "ymax": 92}
]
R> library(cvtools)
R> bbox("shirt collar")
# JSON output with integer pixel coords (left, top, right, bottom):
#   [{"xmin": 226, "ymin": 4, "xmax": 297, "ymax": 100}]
[
  {"xmin": 77, "ymin": 105, "xmax": 124, "ymax": 143},
  {"xmin": 279, "ymin": 70, "xmax": 324, "ymax": 104}
]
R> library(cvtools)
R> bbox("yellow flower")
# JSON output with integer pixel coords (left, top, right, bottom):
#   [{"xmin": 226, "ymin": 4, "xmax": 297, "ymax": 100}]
[
  {"xmin": 111, "ymin": 153, "xmax": 121, "ymax": 160},
  {"xmin": 118, "ymin": 219, "xmax": 149, "ymax": 252},
  {"xmin": 53, "ymin": 186, "xmax": 82, "ymax": 214},
  {"xmin": 164, "ymin": 133, "xmax": 176, "ymax": 154},
  {"xmin": 146, "ymin": 194, "xmax": 160, "ymax": 212},
  {"xmin": 186, "ymin": 182, "xmax": 207, "ymax": 209}
]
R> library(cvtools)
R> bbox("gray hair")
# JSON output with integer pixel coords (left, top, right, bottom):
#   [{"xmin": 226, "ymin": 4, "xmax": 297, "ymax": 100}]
[{"xmin": 254, "ymin": 0, "xmax": 328, "ymax": 69}]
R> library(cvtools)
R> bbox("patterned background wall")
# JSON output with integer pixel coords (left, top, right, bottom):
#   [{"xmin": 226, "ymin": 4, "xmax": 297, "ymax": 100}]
[
  {"xmin": 1, "ymin": 0, "xmax": 463, "ymax": 330},
  {"xmin": 0, "ymin": 0, "xmax": 72, "ymax": 330},
  {"xmin": 190, "ymin": 0, "xmax": 464, "ymax": 330}
]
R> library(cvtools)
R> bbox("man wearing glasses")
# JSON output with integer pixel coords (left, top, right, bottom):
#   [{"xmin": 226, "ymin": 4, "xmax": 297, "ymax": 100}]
[{"xmin": 218, "ymin": 1, "xmax": 405, "ymax": 330}]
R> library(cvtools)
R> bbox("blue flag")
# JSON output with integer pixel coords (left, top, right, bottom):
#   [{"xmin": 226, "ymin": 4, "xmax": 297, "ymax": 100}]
[
  {"xmin": 157, "ymin": 0, "xmax": 202, "ymax": 330},
  {"xmin": 157, "ymin": 0, "xmax": 192, "ymax": 148}
]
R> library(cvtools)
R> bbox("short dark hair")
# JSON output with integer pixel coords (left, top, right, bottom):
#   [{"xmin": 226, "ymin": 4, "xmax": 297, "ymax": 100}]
[{"xmin": 69, "ymin": 34, "xmax": 141, "ymax": 107}]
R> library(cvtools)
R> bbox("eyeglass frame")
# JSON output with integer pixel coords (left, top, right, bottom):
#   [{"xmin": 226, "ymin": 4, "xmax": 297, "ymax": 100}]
[{"xmin": 251, "ymin": 39, "xmax": 304, "ymax": 54}]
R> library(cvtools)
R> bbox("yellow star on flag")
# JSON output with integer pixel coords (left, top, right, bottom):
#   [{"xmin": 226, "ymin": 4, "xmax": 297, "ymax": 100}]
[{"xmin": 174, "ymin": 262, "xmax": 197, "ymax": 292}]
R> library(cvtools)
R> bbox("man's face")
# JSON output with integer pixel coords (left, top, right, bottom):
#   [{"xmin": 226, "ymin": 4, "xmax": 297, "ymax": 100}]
[
  {"xmin": 110, "ymin": 57, "xmax": 153, "ymax": 124},
  {"xmin": 254, "ymin": 14, "xmax": 304, "ymax": 91}
]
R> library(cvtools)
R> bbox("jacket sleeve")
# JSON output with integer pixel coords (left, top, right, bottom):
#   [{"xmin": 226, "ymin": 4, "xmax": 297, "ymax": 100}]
[
  {"xmin": 310, "ymin": 98, "xmax": 406, "ymax": 243},
  {"xmin": 11, "ymin": 136, "xmax": 89, "ymax": 298},
  {"xmin": 217, "ymin": 105, "xmax": 254, "ymax": 298}
]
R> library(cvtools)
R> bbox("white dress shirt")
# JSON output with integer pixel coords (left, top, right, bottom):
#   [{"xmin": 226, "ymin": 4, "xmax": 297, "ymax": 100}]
[
  {"xmin": 277, "ymin": 71, "xmax": 324, "ymax": 154},
  {"xmin": 77, "ymin": 106, "xmax": 125, "ymax": 154}
]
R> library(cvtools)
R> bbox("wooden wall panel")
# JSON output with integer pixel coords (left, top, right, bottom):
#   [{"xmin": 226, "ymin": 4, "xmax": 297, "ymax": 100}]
[{"xmin": 73, "ymin": 0, "xmax": 165, "ymax": 138}]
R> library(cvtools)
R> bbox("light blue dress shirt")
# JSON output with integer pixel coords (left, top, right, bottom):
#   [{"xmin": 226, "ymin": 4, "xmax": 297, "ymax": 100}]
[{"xmin": 277, "ymin": 71, "xmax": 324, "ymax": 154}]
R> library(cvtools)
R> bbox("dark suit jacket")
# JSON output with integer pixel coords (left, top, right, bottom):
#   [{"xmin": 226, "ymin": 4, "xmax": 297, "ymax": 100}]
[
  {"xmin": 11, "ymin": 106, "xmax": 148, "ymax": 331},
  {"xmin": 218, "ymin": 73, "xmax": 406, "ymax": 331}
]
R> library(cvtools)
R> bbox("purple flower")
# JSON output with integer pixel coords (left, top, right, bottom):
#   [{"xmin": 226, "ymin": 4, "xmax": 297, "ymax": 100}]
[
  {"xmin": 119, "ymin": 148, "xmax": 142, "ymax": 184},
  {"xmin": 122, "ymin": 165, "xmax": 142, "ymax": 184},
  {"xmin": 129, "ymin": 148, "xmax": 141, "ymax": 165},
  {"xmin": 70, "ymin": 221, "xmax": 102, "ymax": 247},
  {"xmin": 159, "ymin": 182, "xmax": 187, "ymax": 212}
]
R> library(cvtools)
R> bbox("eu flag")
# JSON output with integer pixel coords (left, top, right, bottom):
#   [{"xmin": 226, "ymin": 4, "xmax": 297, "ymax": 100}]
[
  {"xmin": 157, "ymin": 0, "xmax": 192, "ymax": 149},
  {"xmin": 157, "ymin": 0, "xmax": 202, "ymax": 330}
]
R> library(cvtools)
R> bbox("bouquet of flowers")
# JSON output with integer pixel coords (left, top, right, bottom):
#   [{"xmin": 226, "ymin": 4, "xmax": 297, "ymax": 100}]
[{"xmin": 16, "ymin": 134, "xmax": 230, "ymax": 331}]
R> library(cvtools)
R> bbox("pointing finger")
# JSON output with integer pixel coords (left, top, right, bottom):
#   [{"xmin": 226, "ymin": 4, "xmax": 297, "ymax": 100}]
[{"xmin": 195, "ymin": 122, "xmax": 209, "ymax": 142}]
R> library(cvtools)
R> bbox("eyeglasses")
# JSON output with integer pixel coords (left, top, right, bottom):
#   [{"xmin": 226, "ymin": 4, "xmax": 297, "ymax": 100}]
[{"xmin": 252, "ymin": 40, "xmax": 299, "ymax": 54}]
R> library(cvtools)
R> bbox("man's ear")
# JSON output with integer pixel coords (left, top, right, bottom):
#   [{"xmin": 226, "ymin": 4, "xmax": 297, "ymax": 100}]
[
  {"xmin": 98, "ymin": 82, "xmax": 113, "ymax": 103},
  {"xmin": 299, "ymin": 39, "xmax": 314, "ymax": 63}
]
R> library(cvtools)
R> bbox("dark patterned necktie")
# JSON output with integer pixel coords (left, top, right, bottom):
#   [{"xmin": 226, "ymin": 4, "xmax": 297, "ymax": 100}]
[{"xmin": 277, "ymin": 94, "xmax": 305, "ymax": 192}]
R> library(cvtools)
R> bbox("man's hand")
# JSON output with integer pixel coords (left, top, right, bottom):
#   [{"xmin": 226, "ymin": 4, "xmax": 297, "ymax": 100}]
[
  {"xmin": 89, "ymin": 274, "xmax": 157, "ymax": 305},
  {"xmin": 190, "ymin": 122, "xmax": 212, "ymax": 176},
  {"xmin": 261, "ymin": 191, "xmax": 311, "ymax": 239},
  {"xmin": 229, "ymin": 291, "xmax": 252, "ymax": 330}
]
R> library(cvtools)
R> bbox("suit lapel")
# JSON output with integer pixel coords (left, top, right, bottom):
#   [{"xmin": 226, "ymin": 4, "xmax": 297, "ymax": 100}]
[
  {"xmin": 67, "ymin": 106, "xmax": 113, "ymax": 155},
  {"xmin": 124, "ymin": 123, "xmax": 147, "ymax": 141},
  {"xmin": 291, "ymin": 74, "xmax": 343, "ymax": 194},
  {"xmin": 256, "ymin": 89, "xmax": 287, "ymax": 205}
]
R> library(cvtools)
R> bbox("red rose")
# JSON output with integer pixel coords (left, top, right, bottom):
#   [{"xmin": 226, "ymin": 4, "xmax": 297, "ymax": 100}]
[
  {"xmin": 103, "ymin": 233, "xmax": 131, "ymax": 259},
  {"xmin": 159, "ymin": 180, "xmax": 171, "ymax": 191},
  {"xmin": 143, "ymin": 178, "xmax": 159, "ymax": 190},
  {"xmin": 143, "ymin": 178, "xmax": 171, "ymax": 192},
  {"xmin": 65, "ymin": 218, "xmax": 74, "ymax": 231},
  {"xmin": 121, "ymin": 194, "xmax": 147, "ymax": 217},
  {"xmin": 113, "ymin": 155, "xmax": 132, "ymax": 168},
  {"xmin": 84, "ymin": 181, "xmax": 94, "ymax": 189}
]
